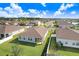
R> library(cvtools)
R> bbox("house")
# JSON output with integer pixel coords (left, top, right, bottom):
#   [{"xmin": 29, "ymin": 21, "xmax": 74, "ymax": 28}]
[
  {"xmin": 56, "ymin": 28, "xmax": 79, "ymax": 48},
  {"xmin": 71, "ymin": 22, "xmax": 79, "ymax": 25},
  {"xmin": 18, "ymin": 27, "xmax": 48, "ymax": 44},
  {"xmin": 0, "ymin": 21, "xmax": 5, "ymax": 25},
  {"xmin": 26, "ymin": 20, "xmax": 44, "ymax": 28},
  {"xmin": 26, "ymin": 22, "xmax": 35, "ymax": 28},
  {"xmin": 36, "ymin": 20, "xmax": 44, "ymax": 26},
  {"xmin": 27, "ymin": 20, "xmax": 44, "ymax": 26},
  {"xmin": 46, "ymin": 21, "xmax": 54, "ymax": 27},
  {"xmin": 4, "ymin": 21, "xmax": 19, "ymax": 26},
  {"xmin": 0, "ymin": 25, "xmax": 25, "ymax": 39},
  {"xmin": 58, "ymin": 20, "xmax": 73, "ymax": 28}
]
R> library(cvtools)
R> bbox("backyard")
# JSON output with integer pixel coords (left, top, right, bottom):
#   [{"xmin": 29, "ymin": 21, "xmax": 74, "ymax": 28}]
[
  {"xmin": 0, "ymin": 29, "xmax": 52, "ymax": 56},
  {"xmin": 48, "ymin": 37, "xmax": 79, "ymax": 56},
  {"xmin": 70, "ymin": 25, "xmax": 79, "ymax": 30}
]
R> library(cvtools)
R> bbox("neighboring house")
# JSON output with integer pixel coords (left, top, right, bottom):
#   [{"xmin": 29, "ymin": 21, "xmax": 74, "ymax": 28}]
[
  {"xmin": 26, "ymin": 22, "xmax": 35, "ymax": 28},
  {"xmin": 58, "ymin": 20, "xmax": 73, "ymax": 28},
  {"xmin": 56, "ymin": 28, "xmax": 79, "ymax": 48},
  {"xmin": 71, "ymin": 22, "xmax": 79, "ymax": 25},
  {"xmin": 46, "ymin": 21, "xmax": 54, "ymax": 27},
  {"xmin": 0, "ymin": 21, "xmax": 5, "ymax": 25},
  {"xmin": 28, "ymin": 20, "xmax": 44, "ymax": 26},
  {"xmin": 5, "ymin": 21, "xmax": 19, "ymax": 26},
  {"xmin": 26, "ymin": 20, "xmax": 44, "ymax": 28},
  {"xmin": 0, "ymin": 25, "xmax": 25, "ymax": 39},
  {"xmin": 18, "ymin": 27, "xmax": 48, "ymax": 44}
]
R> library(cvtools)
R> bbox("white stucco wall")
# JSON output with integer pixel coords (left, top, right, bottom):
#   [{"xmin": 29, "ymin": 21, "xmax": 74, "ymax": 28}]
[
  {"xmin": 18, "ymin": 36, "xmax": 35, "ymax": 43},
  {"xmin": 72, "ymin": 22, "xmax": 79, "ymax": 25},
  {"xmin": 56, "ymin": 38, "xmax": 79, "ymax": 48}
]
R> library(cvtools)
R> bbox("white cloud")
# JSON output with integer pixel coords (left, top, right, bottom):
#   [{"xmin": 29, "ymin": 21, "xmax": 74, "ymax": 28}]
[
  {"xmin": 0, "ymin": 11, "xmax": 8, "ymax": 17},
  {"xmin": 71, "ymin": 11, "xmax": 76, "ymax": 14},
  {"xmin": 53, "ymin": 10, "xmax": 63, "ymax": 16},
  {"xmin": 38, "ymin": 10, "xmax": 47, "ymax": 18},
  {"xmin": 41, "ymin": 3, "xmax": 46, "ymax": 7},
  {"xmin": 66, "ymin": 3, "xmax": 74, "ymax": 8},
  {"xmin": 4, "ymin": 7, "xmax": 13, "ymax": 14},
  {"xmin": 0, "ymin": 3, "xmax": 49, "ymax": 18},
  {"xmin": 0, "ymin": 3, "xmax": 30, "ymax": 18},
  {"xmin": 53, "ymin": 3, "xmax": 74, "ymax": 18},
  {"xmin": 27, "ymin": 9, "xmax": 48, "ymax": 18},
  {"xmin": 0, "ymin": 7, "xmax": 3, "ymax": 11},
  {"xmin": 28, "ymin": 9, "xmax": 40, "ymax": 14},
  {"xmin": 59, "ymin": 3, "xmax": 74, "ymax": 11}
]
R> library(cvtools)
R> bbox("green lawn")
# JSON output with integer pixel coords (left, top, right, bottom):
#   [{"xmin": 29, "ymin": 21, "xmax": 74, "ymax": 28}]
[
  {"xmin": 70, "ymin": 25, "xmax": 79, "ymax": 30},
  {"xmin": 0, "ymin": 30, "xmax": 51, "ymax": 56},
  {"xmin": 48, "ymin": 37, "xmax": 79, "ymax": 56}
]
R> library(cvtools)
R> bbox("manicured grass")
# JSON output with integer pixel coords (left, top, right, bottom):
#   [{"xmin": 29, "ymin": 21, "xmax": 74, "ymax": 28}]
[
  {"xmin": 0, "ymin": 30, "xmax": 51, "ymax": 56},
  {"xmin": 48, "ymin": 37, "xmax": 79, "ymax": 56},
  {"xmin": 70, "ymin": 25, "xmax": 79, "ymax": 30}
]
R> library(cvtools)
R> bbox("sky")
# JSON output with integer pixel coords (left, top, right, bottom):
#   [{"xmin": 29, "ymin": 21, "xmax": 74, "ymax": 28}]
[{"xmin": 0, "ymin": 3, "xmax": 79, "ymax": 18}]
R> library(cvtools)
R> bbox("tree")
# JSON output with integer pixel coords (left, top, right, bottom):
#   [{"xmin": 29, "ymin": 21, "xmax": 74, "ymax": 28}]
[
  {"xmin": 53, "ymin": 21, "xmax": 59, "ymax": 28},
  {"xmin": 10, "ymin": 44, "xmax": 22, "ymax": 56}
]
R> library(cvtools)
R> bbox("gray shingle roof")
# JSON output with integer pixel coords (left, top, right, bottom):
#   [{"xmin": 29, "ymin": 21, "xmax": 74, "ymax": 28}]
[
  {"xmin": 0, "ymin": 25, "xmax": 23, "ymax": 33},
  {"xmin": 19, "ymin": 27, "xmax": 48, "ymax": 39},
  {"xmin": 56, "ymin": 28, "xmax": 79, "ymax": 41}
]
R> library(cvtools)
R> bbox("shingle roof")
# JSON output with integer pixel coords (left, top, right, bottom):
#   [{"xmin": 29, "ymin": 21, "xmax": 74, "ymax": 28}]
[
  {"xmin": 58, "ymin": 20, "xmax": 73, "ymax": 26},
  {"xmin": 56, "ymin": 28, "xmax": 79, "ymax": 41},
  {"xmin": 0, "ymin": 25, "xmax": 23, "ymax": 33},
  {"xmin": 19, "ymin": 27, "xmax": 48, "ymax": 39}
]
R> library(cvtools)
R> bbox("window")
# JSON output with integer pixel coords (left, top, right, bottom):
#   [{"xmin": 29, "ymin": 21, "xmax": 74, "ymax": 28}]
[
  {"xmin": 58, "ymin": 41, "xmax": 62, "ymax": 44},
  {"xmin": 24, "ymin": 37, "xmax": 25, "ymax": 40},
  {"xmin": 35, "ymin": 38, "xmax": 40, "ymax": 42},
  {"xmin": 72, "ymin": 43, "xmax": 75, "ymax": 45},
  {"xmin": 28, "ymin": 38, "xmax": 32, "ymax": 41},
  {"xmin": 65, "ymin": 42, "xmax": 68, "ymax": 44},
  {"xmin": 76, "ymin": 43, "xmax": 79, "ymax": 46},
  {"xmin": 58, "ymin": 41, "xmax": 63, "ymax": 46},
  {"xmin": 6, "ymin": 34, "xmax": 9, "ymax": 37}
]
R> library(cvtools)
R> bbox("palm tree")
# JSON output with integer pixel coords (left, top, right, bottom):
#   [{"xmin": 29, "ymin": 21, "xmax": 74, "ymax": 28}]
[{"xmin": 10, "ymin": 44, "xmax": 22, "ymax": 56}]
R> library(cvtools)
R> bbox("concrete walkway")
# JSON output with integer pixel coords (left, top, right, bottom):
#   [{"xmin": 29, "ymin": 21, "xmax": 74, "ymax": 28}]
[
  {"xmin": 0, "ymin": 28, "xmax": 25, "ymax": 44},
  {"xmin": 0, "ymin": 35, "xmax": 13, "ymax": 44}
]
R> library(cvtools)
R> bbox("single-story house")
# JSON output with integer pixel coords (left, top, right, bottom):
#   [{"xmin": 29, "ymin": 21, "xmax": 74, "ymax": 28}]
[
  {"xmin": 0, "ymin": 25, "xmax": 25, "ymax": 39},
  {"xmin": 4, "ymin": 20, "xmax": 19, "ymax": 26},
  {"xmin": 71, "ymin": 22, "xmax": 79, "ymax": 25},
  {"xmin": 46, "ymin": 21, "xmax": 54, "ymax": 27},
  {"xmin": 18, "ymin": 27, "xmax": 48, "ymax": 44},
  {"xmin": 56, "ymin": 28, "xmax": 79, "ymax": 48},
  {"xmin": 26, "ymin": 22, "xmax": 35, "ymax": 28},
  {"xmin": 58, "ymin": 20, "xmax": 73, "ymax": 28},
  {"xmin": 26, "ymin": 20, "xmax": 44, "ymax": 26}
]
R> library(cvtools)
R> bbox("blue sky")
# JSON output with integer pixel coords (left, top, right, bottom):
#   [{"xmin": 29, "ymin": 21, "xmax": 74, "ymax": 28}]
[{"xmin": 0, "ymin": 3, "xmax": 79, "ymax": 18}]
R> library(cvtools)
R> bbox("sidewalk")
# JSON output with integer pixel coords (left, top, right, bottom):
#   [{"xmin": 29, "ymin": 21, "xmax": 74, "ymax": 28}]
[{"xmin": 0, "ymin": 35, "xmax": 13, "ymax": 44}]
